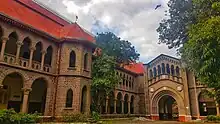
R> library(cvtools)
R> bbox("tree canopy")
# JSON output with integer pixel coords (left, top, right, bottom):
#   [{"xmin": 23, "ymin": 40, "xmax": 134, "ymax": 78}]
[
  {"xmin": 158, "ymin": 0, "xmax": 220, "ymax": 103},
  {"xmin": 95, "ymin": 32, "xmax": 140, "ymax": 64}
]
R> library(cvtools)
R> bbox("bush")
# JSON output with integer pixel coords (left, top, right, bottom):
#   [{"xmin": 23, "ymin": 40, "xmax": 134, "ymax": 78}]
[
  {"xmin": 207, "ymin": 115, "xmax": 220, "ymax": 122},
  {"xmin": 91, "ymin": 111, "xmax": 100, "ymax": 122},
  {"xmin": 0, "ymin": 109, "xmax": 40, "ymax": 124},
  {"xmin": 62, "ymin": 113, "xmax": 88, "ymax": 122}
]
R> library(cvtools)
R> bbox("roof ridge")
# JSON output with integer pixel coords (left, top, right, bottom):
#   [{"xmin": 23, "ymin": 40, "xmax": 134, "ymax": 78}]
[{"xmin": 33, "ymin": 0, "xmax": 72, "ymax": 24}]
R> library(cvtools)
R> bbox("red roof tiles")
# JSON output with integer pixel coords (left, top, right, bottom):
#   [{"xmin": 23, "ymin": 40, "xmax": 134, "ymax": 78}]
[
  {"xmin": 124, "ymin": 63, "xmax": 145, "ymax": 74},
  {"xmin": 0, "ymin": 0, "xmax": 95, "ymax": 43}
]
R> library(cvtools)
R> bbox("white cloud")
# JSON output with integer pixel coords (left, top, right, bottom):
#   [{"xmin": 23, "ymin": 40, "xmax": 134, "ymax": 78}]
[{"xmin": 37, "ymin": 0, "xmax": 177, "ymax": 63}]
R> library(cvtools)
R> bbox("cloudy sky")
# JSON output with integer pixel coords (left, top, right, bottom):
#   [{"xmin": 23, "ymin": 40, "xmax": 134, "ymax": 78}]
[{"xmin": 37, "ymin": 0, "xmax": 177, "ymax": 63}]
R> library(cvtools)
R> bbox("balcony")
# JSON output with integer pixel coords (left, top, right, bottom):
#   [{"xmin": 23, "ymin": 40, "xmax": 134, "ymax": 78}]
[
  {"xmin": 3, "ymin": 53, "xmax": 52, "ymax": 73},
  {"xmin": 148, "ymin": 74, "xmax": 182, "ymax": 85}
]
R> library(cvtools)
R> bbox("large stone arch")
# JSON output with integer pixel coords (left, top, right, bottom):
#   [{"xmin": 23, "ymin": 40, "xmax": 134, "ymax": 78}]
[
  {"xmin": 151, "ymin": 87, "xmax": 185, "ymax": 116},
  {"xmin": 0, "ymin": 69, "xmax": 30, "ymax": 87}
]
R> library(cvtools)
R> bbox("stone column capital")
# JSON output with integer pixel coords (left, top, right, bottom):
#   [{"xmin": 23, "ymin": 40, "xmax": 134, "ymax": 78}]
[
  {"xmin": 41, "ymin": 50, "xmax": 47, "ymax": 54},
  {"xmin": 29, "ymin": 46, "xmax": 36, "ymax": 51},
  {"xmin": 22, "ymin": 88, "xmax": 32, "ymax": 95},
  {"xmin": 1, "ymin": 36, "xmax": 9, "ymax": 42},
  {"xmin": 16, "ymin": 41, "xmax": 23, "ymax": 46}
]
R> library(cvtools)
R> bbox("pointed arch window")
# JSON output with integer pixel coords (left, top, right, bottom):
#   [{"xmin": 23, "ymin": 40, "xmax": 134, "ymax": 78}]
[
  {"xmin": 153, "ymin": 67, "xmax": 157, "ymax": 77},
  {"xmin": 66, "ymin": 89, "xmax": 73, "ymax": 108},
  {"xmin": 171, "ymin": 65, "xmax": 175, "ymax": 76},
  {"xmin": 162, "ymin": 63, "xmax": 165, "ymax": 74},
  {"xmin": 84, "ymin": 53, "xmax": 88, "ymax": 69},
  {"xmin": 166, "ymin": 64, "xmax": 170, "ymax": 74},
  {"xmin": 157, "ymin": 65, "xmax": 161, "ymax": 75},
  {"xmin": 69, "ymin": 51, "xmax": 76, "ymax": 67},
  {"xmin": 149, "ymin": 69, "xmax": 153, "ymax": 78},
  {"xmin": 176, "ymin": 66, "xmax": 180, "ymax": 76}
]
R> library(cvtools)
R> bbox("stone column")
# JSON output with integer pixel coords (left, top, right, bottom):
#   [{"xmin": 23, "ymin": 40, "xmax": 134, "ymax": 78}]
[
  {"xmin": 128, "ymin": 101, "xmax": 131, "ymax": 114},
  {"xmin": 28, "ymin": 46, "xmax": 35, "ymax": 68},
  {"xmin": 15, "ymin": 41, "xmax": 23, "ymax": 64},
  {"xmin": 40, "ymin": 50, "xmax": 46, "ymax": 70},
  {"xmin": 0, "ymin": 36, "xmax": 8, "ymax": 61},
  {"xmin": 216, "ymin": 102, "xmax": 220, "ymax": 116},
  {"xmin": 193, "ymin": 76, "xmax": 200, "ymax": 120},
  {"xmin": 21, "ymin": 88, "xmax": 32, "ymax": 113},
  {"xmin": 121, "ymin": 100, "xmax": 124, "ymax": 114},
  {"xmin": 113, "ymin": 98, "xmax": 117, "ymax": 114},
  {"xmin": 105, "ymin": 96, "xmax": 109, "ymax": 114}
]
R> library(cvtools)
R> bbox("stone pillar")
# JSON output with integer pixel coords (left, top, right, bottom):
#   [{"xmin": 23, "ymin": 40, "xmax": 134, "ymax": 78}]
[
  {"xmin": 15, "ymin": 41, "xmax": 23, "ymax": 64},
  {"xmin": 128, "ymin": 101, "xmax": 131, "ymax": 114},
  {"xmin": 0, "ymin": 36, "xmax": 8, "ymax": 61},
  {"xmin": 40, "ymin": 50, "xmax": 46, "ymax": 70},
  {"xmin": 121, "ymin": 100, "xmax": 124, "ymax": 114},
  {"xmin": 21, "ymin": 88, "xmax": 32, "ymax": 113},
  {"xmin": 105, "ymin": 96, "xmax": 109, "ymax": 114},
  {"xmin": 113, "ymin": 98, "xmax": 117, "ymax": 114},
  {"xmin": 193, "ymin": 76, "xmax": 200, "ymax": 120},
  {"xmin": 28, "ymin": 46, "xmax": 35, "ymax": 68},
  {"xmin": 216, "ymin": 102, "xmax": 220, "ymax": 116}
]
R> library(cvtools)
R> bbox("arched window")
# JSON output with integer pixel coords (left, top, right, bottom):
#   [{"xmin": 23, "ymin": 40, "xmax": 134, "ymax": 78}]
[
  {"xmin": 20, "ymin": 37, "xmax": 31, "ymax": 59},
  {"xmin": 5, "ymin": 32, "xmax": 18, "ymax": 55},
  {"xmin": 153, "ymin": 67, "xmax": 157, "ymax": 77},
  {"xmin": 171, "ymin": 65, "xmax": 175, "ymax": 76},
  {"xmin": 84, "ymin": 53, "xmax": 88, "ymax": 69},
  {"xmin": 157, "ymin": 65, "xmax": 161, "ymax": 75},
  {"xmin": 69, "ymin": 51, "xmax": 76, "ymax": 67},
  {"xmin": 149, "ymin": 69, "xmax": 153, "ymax": 78},
  {"xmin": 33, "ymin": 42, "xmax": 42, "ymax": 63},
  {"xmin": 66, "ymin": 89, "xmax": 73, "ymax": 108},
  {"xmin": 44, "ymin": 46, "xmax": 53, "ymax": 65},
  {"xmin": 176, "ymin": 66, "xmax": 180, "ymax": 76},
  {"xmin": 162, "ymin": 63, "xmax": 165, "ymax": 74},
  {"xmin": 166, "ymin": 64, "xmax": 170, "ymax": 74}
]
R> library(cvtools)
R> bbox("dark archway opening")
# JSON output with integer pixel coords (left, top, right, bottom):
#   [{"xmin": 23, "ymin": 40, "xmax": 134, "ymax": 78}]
[
  {"xmin": 1, "ymin": 73, "xmax": 23, "ymax": 113},
  {"xmin": 158, "ymin": 95, "xmax": 178, "ymax": 120},
  {"xmin": 81, "ymin": 86, "xmax": 87, "ymax": 113},
  {"xmin": 28, "ymin": 78, "xmax": 47, "ymax": 114},
  {"xmin": 130, "ymin": 95, "xmax": 134, "ymax": 114},
  {"xmin": 108, "ymin": 92, "xmax": 114, "ymax": 114},
  {"xmin": 116, "ymin": 92, "xmax": 122, "ymax": 114},
  {"xmin": 124, "ymin": 94, "xmax": 128, "ymax": 114},
  {"xmin": 199, "ymin": 91, "xmax": 217, "ymax": 116}
]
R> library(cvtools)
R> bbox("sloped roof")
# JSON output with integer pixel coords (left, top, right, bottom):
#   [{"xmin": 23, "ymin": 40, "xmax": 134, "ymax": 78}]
[
  {"xmin": 0, "ymin": 0, "xmax": 95, "ymax": 43},
  {"xmin": 124, "ymin": 63, "xmax": 145, "ymax": 74}
]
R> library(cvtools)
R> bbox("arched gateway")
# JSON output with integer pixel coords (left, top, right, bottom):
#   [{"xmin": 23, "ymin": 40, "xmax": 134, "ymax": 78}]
[{"xmin": 151, "ymin": 87, "xmax": 186, "ymax": 121}]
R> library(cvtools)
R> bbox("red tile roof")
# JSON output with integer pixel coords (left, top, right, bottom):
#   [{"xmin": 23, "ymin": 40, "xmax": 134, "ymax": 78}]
[
  {"xmin": 0, "ymin": 0, "xmax": 95, "ymax": 43},
  {"xmin": 124, "ymin": 63, "xmax": 145, "ymax": 74}
]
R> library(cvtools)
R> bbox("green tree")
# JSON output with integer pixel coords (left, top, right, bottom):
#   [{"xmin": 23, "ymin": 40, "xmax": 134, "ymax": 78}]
[
  {"xmin": 91, "ymin": 53, "xmax": 120, "ymax": 112},
  {"xmin": 157, "ymin": 0, "xmax": 195, "ymax": 49},
  {"xmin": 158, "ymin": 0, "xmax": 220, "ymax": 105},
  {"xmin": 95, "ymin": 32, "xmax": 140, "ymax": 64}
]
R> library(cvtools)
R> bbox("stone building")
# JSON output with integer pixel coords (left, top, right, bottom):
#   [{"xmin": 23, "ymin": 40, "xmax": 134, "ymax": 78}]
[
  {"xmin": 0, "ymin": 0, "xmax": 219, "ymax": 122},
  {"xmin": 0, "ymin": 0, "xmax": 94, "ymax": 116}
]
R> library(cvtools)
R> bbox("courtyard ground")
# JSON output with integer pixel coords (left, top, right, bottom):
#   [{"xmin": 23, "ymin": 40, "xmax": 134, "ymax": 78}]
[{"xmin": 43, "ymin": 118, "xmax": 218, "ymax": 124}]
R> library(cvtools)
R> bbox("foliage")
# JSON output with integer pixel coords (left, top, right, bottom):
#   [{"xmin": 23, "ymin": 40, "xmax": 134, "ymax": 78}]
[
  {"xmin": 92, "ymin": 53, "xmax": 119, "ymax": 93},
  {"xmin": 91, "ymin": 53, "xmax": 120, "ymax": 112},
  {"xmin": 0, "ymin": 109, "xmax": 40, "ymax": 124},
  {"xmin": 207, "ymin": 115, "xmax": 220, "ymax": 122},
  {"xmin": 91, "ymin": 111, "xmax": 100, "ymax": 122},
  {"xmin": 62, "ymin": 113, "xmax": 87, "ymax": 122},
  {"xmin": 96, "ymin": 32, "xmax": 140, "ymax": 64},
  {"xmin": 157, "ymin": 0, "xmax": 195, "ymax": 49}
]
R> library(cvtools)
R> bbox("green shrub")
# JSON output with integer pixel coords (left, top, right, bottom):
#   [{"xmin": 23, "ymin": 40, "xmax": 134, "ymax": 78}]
[
  {"xmin": 91, "ymin": 111, "xmax": 100, "ymax": 122},
  {"xmin": 207, "ymin": 115, "xmax": 220, "ymax": 122},
  {"xmin": 0, "ymin": 109, "xmax": 40, "ymax": 124},
  {"xmin": 62, "ymin": 113, "xmax": 88, "ymax": 122}
]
